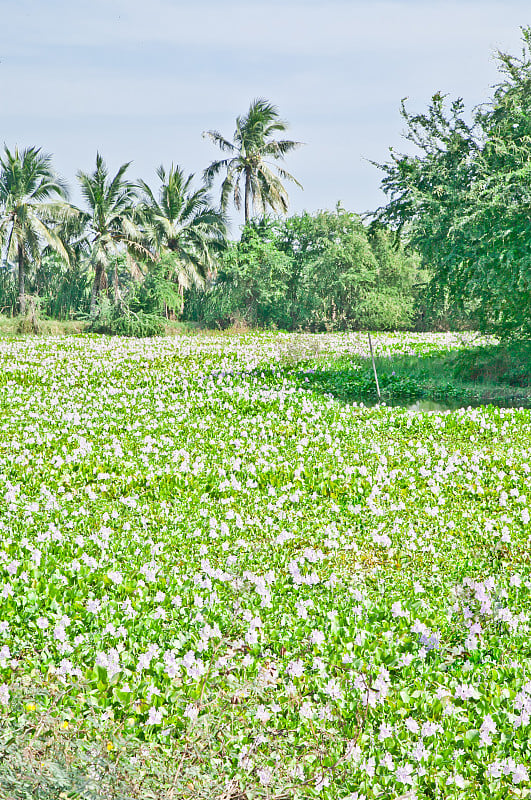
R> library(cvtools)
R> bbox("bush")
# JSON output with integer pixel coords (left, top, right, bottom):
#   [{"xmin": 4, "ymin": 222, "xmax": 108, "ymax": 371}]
[
  {"xmin": 354, "ymin": 291, "xmax": 414, "ymax": 330},
  {"xmin": 453, "ymin": 341, "xmax": 531, "ymax": 386},
  {"xmin": 88, "ymin": 302, "xmax": 164, "ymax": 337}
]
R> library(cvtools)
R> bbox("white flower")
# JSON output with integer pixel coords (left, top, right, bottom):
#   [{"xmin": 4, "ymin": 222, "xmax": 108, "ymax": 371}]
[
  {"xmin": 0, "ymin": 684, "xmax": 9, "ymax": 706},
  {"xmin": 378, "ymin": 721, "xmax": 394, "ymax": 740},
  {"xmin": 184, "ymin": 703, "xmax": 199, "ymax": 722},
  {"xmin": 146, "ymin": 707, "xmax": 163, "ymax": 725},
  {"xmin": 391, "ymin": 601, "xmax": 408, "ymax": 618},
  {"xmin": 314, "ymin": 773, "xmax": 330, "ymax": 791},
  {"xmin": 512, "ymin": 764, "xmax": 529, "ymax": 784},
  {"xmin": 395, "ymin": 763, "xmax": 414, "ymax": 784},
  {"xmin": 257, "ymin": 766, "xmax": 272, "ymax": 786},
  {"xmin": 287, "ymin": 659, "xmax": 304, "ymax": 678},
  {"xmin": 255, "ymin": 704, "xmax": 271, "ymax": 723},
  {"xmin": 404, "ymin": 717, "xmax": 419, "ymax": 734},
  {"xmin": 310, "ymin": 629, "xmax": 325, "ymax": 646},
  {"xmin": 324, "ymin": 678, "xmax": 342, "ymax": 701}
]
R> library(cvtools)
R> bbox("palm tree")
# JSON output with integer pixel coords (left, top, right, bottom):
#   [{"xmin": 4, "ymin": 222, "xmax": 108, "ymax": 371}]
[
  {"xmin": 0, "ymin": 146, "xmax": 72, "ymax": 314},
  {"xmin": 137, "ymin": 164, "xmax": 227, "ymax": 298},
  {"xmin": 77, "ymin": 154, "xmax": 147, "ymax": 312},
  {"xmin": 203, "ymin": 98, "xmax": 303, "ymax": 224}
]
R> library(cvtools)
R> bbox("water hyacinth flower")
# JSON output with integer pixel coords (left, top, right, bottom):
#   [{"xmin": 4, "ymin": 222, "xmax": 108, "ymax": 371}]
[
  {"xmin": 287, "ymin": 659, "xmax": 304, "ymax": 679},
  {"xmin": 0, "ymin": 684, "xmax": 9, "ymax": 706},
  {"xmin": 479, "ymin": 714, "xmax": 497, "ymax": 746},
  {"xmin": 0, "ymin": 332, "xmax": 529, "ymax": 795},
  {"xmin": 257, "ymin": 766, "xmax": 273, "ymax": 786},
  {"xmin": 146, "ymin": 707, "xmax": 163, "ymax": 725}
]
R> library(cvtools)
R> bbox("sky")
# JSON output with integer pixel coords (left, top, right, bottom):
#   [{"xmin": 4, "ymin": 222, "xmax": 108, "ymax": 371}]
[{"xmin": 1, "ymin": 0, "xmax": 529, "ymax": 231}]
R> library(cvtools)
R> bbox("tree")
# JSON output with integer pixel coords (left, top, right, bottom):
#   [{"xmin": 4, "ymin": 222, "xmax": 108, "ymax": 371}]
[
  {"xmin": 185, "ymin": 210, "xmax": 420, "ymax": 331},
  {"xmin": 203, "ymin": 98, "xmax": 303, "ymax": 224},
  {"xmin": 0, "ymin": 146, "xmax": 72, "ymax": 314},
  {"xmin": 137, "ymin": 164, "xmax": 227, "ymax": 307},
  {"xmin": 77, "ymin": 154, "xmax": 146, "ymax": 313},
  {"xmin": 373, "ymin": 27, "xmax": 531, "ymax": 339}
]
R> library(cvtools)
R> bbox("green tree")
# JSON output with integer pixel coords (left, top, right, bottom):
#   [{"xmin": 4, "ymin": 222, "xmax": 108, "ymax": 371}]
[
  {"xmin": 77, "ymin": 154, "xmax": 146, "ymax": 313},
  {"xmin": 0, "ymin": 146, "xmax": 72, "ymax": 314},
  {"xmin": 186, "ymin": 210, "xmax": 420, "ymax": 331},
  {"xmin": 374, "ymin": 27, "xmax": 531, "ymax": 339},
  {"xmin": 137, "ymin": 164, "xmax": 227, "ymax": 309},
  {"xmin": 185, "ymin": 223, "xmax": 292, "ymax": 329},
  {"xmin": 203, "ymin": 98, "xmax": 302, "ymax": 223}
]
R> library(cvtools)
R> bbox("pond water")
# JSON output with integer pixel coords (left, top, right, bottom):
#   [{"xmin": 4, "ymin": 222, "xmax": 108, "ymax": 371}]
[{"xmin": 366, "ymin": 397, "xmax": 531, "ymax": 412}]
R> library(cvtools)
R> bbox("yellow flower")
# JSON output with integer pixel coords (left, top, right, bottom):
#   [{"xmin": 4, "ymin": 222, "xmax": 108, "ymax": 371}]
[
  {"xmin": 61, "ymin": 721, "xmax": 69, "ymax": 730},
  {"xmin": 25, "ymin": 703, "xmax": 36, "ymax": 712},
  {"xmin": 106, "ymin": 741, "xmax": 114, "ymax": 751}
]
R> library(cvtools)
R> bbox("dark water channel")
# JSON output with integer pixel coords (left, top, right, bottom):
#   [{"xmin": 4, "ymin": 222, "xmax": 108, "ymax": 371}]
[{"xmin": 364, "ymin": 397, "xmax": 531, "ymax": 412}]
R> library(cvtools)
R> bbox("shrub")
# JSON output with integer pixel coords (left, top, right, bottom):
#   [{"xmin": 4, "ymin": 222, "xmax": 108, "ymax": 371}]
[{"xmin": 88, "ymin": 301, "xmax": 164, "ymax": 337}]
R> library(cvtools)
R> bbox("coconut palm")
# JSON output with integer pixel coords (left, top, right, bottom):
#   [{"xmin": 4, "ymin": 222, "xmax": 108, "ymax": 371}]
[
  {"xmin": 77, "ymin": 153, "xmax": 147, "ymax": 312},
  {"xmin": 0, "ymin": 145, "xmax": 72, "ymax": 314},
  {"xmin": 137, "ymin": 164, "xmax": 227, "ymax": 296},
  {"xmin": 203, "ymin": 98, "xmax": 303, "ymax": 223}
]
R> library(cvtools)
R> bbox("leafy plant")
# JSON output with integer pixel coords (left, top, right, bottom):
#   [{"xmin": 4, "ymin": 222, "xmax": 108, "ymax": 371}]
[
  {"xmin": 203, "ymin": 98, "xmax": 303, "ymax": 222},
  {"xmin": 88, "ymin": 299, "xmax": 164, "ymax": 337},
  {"xmin": 374, "ymin": 26, "xmax": 531, "ymax": 340}
]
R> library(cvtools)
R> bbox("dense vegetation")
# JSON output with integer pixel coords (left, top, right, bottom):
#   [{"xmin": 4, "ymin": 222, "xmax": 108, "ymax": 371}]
[
  {"xmin": 1, "ymin": 27, "xmax": 530, "ymax": 800},
  {"xmin": 1, "ymin": 30, "xmax": 531, "ymax": 340},
  {"xmin": 0, "ymin": 332, "xmax": 530, "ymax": 799},
  {"xmin": 374, "ymin": 27, "xmax": 531, "ymax": 340},
  {"xmin": 184, "ymin": 211, "xmax": 427, "ymax": 331}
]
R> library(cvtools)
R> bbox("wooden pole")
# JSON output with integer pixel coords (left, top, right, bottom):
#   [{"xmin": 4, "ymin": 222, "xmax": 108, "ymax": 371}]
[{"xmin": 368, "ymin": 332, "xmax": 381, "ymax": 403}]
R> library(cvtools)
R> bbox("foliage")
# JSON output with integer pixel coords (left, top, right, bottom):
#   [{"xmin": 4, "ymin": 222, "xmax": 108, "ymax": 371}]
[
  {"xmin": 190, "ymin": 225, "xmax": 293, "ymax": 328},
  {"xmin": 374, "ymin": 27, "xmax": 531, "ymax": 340},
  {"xmin": 187, "ymin": 209, "xmax": 424, "ymax": 331},
  {"xmin": 129, "ymin": 255, "xmax": 184, "ymax": 318},
  {"xmin": 77, "ymin": 154, "xmax": 148, "ymax": 311},
  {"xmin": 453, "ymin": 340, "xmax": 531, "ymax": 387},
  {"xmin": 0, "ymin": 145, "xmax": 73, "ymax": 314},
  {"xmin": 88, "ymin": 299, "xmax": 164, "ymax": 337},
  {"xmin": 203, "ymin": 98, "xmax": 302, "ymax": 222},
  {"xmin": 31, "ymin": 252, "xmax": 91, "ymax": 319},
  {"xmin": 137, "ymin": 164, "xmax": 227, "ymax": 292}
]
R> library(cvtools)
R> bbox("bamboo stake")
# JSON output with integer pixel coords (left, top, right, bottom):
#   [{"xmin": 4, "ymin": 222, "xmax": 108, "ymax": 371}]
[{"xmin": 368, "ymin": 331, "xmax": 381, "ymax": 403}]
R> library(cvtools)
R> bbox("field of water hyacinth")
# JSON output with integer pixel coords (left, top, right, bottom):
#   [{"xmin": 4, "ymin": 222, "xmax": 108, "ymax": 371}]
[{"xmin": 0, "ymin": 331, "xmax": 530, "ymax": 800}]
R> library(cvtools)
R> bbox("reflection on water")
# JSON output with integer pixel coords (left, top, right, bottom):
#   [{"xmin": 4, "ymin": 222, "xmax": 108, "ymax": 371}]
[
  {"xmin": 405, "ymin": 399, "xmax": 455, "ymax": 412},
  {"xmin": 361, "ymin": 397, "xmax": 531, "ymax": 411}
]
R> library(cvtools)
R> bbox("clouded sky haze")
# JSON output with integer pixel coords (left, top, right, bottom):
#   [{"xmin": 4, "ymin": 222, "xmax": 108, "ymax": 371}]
[{"xmin": 1, "ymin": 1, "xmax": 529, "ymax": 231}]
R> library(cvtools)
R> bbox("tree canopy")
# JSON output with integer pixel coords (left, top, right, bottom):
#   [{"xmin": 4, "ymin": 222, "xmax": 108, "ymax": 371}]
[
  {"xmin": 373, "ymin": 27, "xmax": 531, "ymax": 340},
  {"xmin": 0, "ymin": 146, "xmax": 72, "ymax": 313},
  {"xmin": 203, "ymin": 98, "xmax": 303, "ymax": 223}
]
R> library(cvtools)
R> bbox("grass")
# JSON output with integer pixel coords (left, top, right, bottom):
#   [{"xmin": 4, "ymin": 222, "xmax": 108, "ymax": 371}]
[{"xmin": 0, "ymin": 315, "xmax": 88, "ymax": 337}]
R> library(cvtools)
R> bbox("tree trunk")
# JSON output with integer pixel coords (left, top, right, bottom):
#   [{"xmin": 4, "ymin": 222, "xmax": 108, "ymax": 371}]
[
  {"xmin": 17, "ymin": 243, "xmax": 26, "ymax": 315},
  {"xmin": 113, "ymin": 261, "xmax": 121, "ymax": 304},
  {"xmin": 244, "ymin": 170, "xmax": 251, "ymax": 224},
  {"xmin": 90, "ymin": 264, "xmax": 102, "ymax": 315}
]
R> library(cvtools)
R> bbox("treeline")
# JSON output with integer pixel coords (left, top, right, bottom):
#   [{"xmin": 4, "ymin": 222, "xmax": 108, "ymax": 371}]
[
  {"xmin": 2, "ymin": 29, "xmax": 531, "ymax": 339},
  {"xmin": 185, "ymin": 209, "xmax": 435, "ymax": 331}
]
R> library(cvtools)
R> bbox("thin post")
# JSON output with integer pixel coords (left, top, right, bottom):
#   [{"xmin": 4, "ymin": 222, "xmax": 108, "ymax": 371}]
[{"xmin": 368, "ymin": 331, "xmax": 381, "ymax": 403}]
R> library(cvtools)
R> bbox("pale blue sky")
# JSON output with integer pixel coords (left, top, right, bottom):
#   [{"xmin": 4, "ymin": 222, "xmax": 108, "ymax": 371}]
[{"xmin": 1, "ymin": 1, "xmax": 529, "ymax": 229}]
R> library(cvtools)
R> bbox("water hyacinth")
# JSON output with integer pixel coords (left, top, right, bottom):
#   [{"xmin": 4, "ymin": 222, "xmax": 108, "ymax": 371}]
[{"xmin": 0, "ymin": 330, "xmax": 529, "ymax": 798}]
